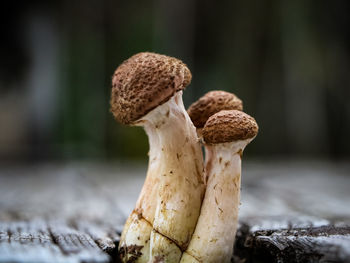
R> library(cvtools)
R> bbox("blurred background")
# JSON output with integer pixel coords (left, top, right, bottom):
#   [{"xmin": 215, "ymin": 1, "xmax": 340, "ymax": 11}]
[{"xmin": 1, "ymin": 0, "xmax": 349, "ymax": 163}]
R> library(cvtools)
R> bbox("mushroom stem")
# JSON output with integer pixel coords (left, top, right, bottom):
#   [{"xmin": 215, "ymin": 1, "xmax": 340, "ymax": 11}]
[
  {"xmin": 139, "ymin": 91, "xmax": 205, "ymax": 262},
  {"xmin": 118, "ymin": 125, "xmax": 159, "ymax": 263},
  {"xmin": 119, "ymin": 212, "xmax": 152, "ymax": 262},
  {"xmin": 181, "ymin": 141, "xmax": 251, "ymax": 263},
  {"xmin": 180, "ymin": 109, "xmax": 258, "ymax": 263},
  {"xmin": 119, "ymin": 91, "xmax": 205, "ymax": 262}
]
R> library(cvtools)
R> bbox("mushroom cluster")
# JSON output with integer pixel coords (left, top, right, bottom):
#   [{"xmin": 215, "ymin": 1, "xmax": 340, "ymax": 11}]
[{"xmin": 110, "ymin": 52, "xmax": 258, "ymax": 263}]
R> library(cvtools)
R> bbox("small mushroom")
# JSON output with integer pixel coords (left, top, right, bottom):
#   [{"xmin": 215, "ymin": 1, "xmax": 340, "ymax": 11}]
[
  {"xmin": 187, "ymin": 90, "xmax": 243, "ymax": 183},
  {"xmin": 111, "ymin": 52, "xmax": 205, "ymax": 262},
  {"xmin": 187, "ymin": 90, "xmax": 243, "ymax": 138},
  {"xmin": 180, "ymin": 110, "xmax": 258, "ymax": 263}
]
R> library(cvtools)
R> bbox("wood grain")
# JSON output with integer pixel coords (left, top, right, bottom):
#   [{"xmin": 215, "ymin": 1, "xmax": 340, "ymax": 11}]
[{"xmin": 0, "ymin": 161, "xmax": 349, "ymax": 262}]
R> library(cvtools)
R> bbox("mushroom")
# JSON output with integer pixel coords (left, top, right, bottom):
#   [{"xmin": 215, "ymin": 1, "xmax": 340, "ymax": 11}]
[
  {"xmin": 187, "ymin": 90, "xmax": 243, "ymax": 183},
  {"xmin": 180, "ymin": 110, "xmax": 258, "ymax": 263},
  {"xmin": 187, "ymin": 90, "xmax": 243, "ymax": 138},
  {"xmin": 110, "ymin": 52, "xmax": 205, "ymax": 262}
]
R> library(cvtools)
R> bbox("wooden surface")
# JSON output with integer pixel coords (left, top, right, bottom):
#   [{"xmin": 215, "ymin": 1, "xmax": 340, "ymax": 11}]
[{"xmin": 0, "ymin": 161, "xmax": 349, "ymax": 262}]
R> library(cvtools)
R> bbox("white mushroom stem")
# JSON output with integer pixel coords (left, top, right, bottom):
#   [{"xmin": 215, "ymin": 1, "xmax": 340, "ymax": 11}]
[
  {"xmin": 193, "ymin": 129, "xmax": 212, "ymax": 185},
  {"xmin": 180, "ymin": 139, "xmax": 252, "ymax": 263},
  {"xmin": 119, "ymin": 212, "xmax": 152, "ymax": 263},
  {"xmin": 118, "ymin": 118, "xmax": 164, "ymax": 262},
  {"xmin": 118, "ymin": 125, "xmax": 159, "ymax": 263},
  {"xmin": 136, "ymin": 124, "xmax": 161, "ymax": 220},
  {"xmin": 119, "ymin": 91, "xmax": 205, "ymax": 263},
  {"xmin": 142, "ymin": 91, "xmax": 205, "ymax": 262}
]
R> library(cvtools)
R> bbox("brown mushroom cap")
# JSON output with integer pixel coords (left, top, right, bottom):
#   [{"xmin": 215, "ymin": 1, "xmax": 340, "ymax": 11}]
[
  {"xmin": 187, "ymin": 91, "xmax": 243, "ymax": 128},
  {"xmin": 203, "ymin": 110, "xmax": 258, "ymax": 144},
  {"xmin": 110, "ymin": 52, "xmax": 192, "ymax": 124}
]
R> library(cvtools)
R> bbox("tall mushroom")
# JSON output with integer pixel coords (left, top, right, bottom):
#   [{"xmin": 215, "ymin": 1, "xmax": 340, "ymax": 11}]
[
  {"xmin": 180, "ymin": 110, "xmax": 258, "ymax": 263},
  {"xmin": 110, "ymin": 52, "xmax": 205, "ymax": 262}
]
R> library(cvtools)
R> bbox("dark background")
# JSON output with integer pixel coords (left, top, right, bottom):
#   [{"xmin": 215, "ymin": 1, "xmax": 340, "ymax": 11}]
[{"xmin": 1, "ymin": 0, "xmax": 349, "ymax": 163}]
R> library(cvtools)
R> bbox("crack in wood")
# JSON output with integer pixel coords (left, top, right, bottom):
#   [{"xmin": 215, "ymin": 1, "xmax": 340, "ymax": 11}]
[{"xmin": 47, "ymin": 226, "xmax": 67, "ymax": 255}]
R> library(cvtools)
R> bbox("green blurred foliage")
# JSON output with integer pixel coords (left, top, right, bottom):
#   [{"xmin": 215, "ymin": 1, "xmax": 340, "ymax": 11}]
[{"xmin": 0, "ymin": 0, "xmax": 349, "ymax": 161}]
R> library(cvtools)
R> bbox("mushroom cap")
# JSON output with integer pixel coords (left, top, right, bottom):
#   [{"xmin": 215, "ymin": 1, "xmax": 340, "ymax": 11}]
[
  {"xmin": 203, "ymin": 110, "xmax": 258, "ymax": 144},
  {"xmin": 187, "ymin": 91, "xmax": 243, "ymax": 128},
  {"xmin": 110, "ymin": 52, "xmax": 192, "ymax": 124}
]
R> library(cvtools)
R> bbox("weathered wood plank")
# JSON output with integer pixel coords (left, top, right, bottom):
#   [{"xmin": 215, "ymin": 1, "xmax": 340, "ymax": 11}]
[
  {"xmin": 0, "ymin": 219, "xmax": 123, "ymax": 263},
  {"xmin": 48, "ymin": 220, "xmax": 111, "ymax": 262},
  {"xmin": 0, "ymin": 164, "xmax": 127, "ymax": 262},
  {"xmin": 234, "ymin": 216, "xmax": 350, "ymax": 263},
  {"xmin": 0, "ymin": 162, "xmax": 349, "ymax": 262},
  {"xmin": 0, "ymin": 220, "xmax": 63, "ymax": 263},
  {"xmin": 0, "ymin": 220, "xmax": 110, "ymax": 263},
  {"xmin": 74, "ymin": 220, "xmax": 119, "ymax": 252}
]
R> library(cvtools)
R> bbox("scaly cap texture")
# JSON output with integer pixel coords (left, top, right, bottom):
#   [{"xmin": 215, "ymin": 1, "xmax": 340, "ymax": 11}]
[
  {"xmin": 187, "ymin": 91, "xmax": 243, "ymax": 128},
  {"xmin": 110, "ymin": 52, "xmax": 192, "ymax": 124},
  {"xmin": 203, "ymin": 110, "xmax": 258, "ymax": 144}
]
